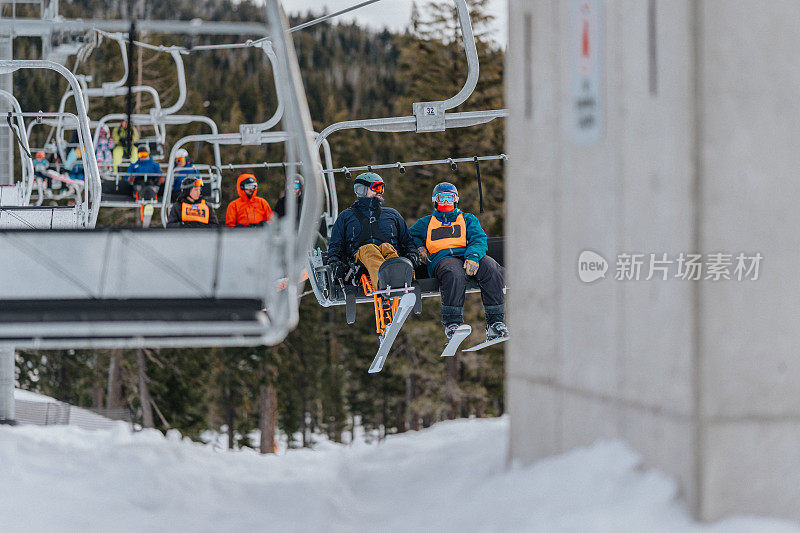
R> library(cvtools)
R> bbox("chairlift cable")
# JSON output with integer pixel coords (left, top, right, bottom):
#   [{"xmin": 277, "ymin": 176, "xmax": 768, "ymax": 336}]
[
  {"xmin": 95, "ymin": 0, "xmax": 384, "ymax": 53},
  {"xmin": 288, "ymin": 0, "xmax": 385, "ymax": 33}
]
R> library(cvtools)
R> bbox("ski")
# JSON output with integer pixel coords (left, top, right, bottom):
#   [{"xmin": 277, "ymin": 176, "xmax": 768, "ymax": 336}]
[
  {"xmin": 439, "ymin": 324, "xmax": 472, "ymax": 358},
  {"xmin": 462, "ymin": 335, "xmax": 509, "ymax": 352},
  {"xmin": 368, "ymin": 292, "xmax": 417, "ymax": 374}
]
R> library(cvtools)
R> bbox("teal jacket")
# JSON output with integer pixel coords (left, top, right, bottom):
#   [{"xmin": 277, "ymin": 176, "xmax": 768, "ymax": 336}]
[{"xmin": 409, "ymin": 209, "xmax": 487, "ymax": 276}]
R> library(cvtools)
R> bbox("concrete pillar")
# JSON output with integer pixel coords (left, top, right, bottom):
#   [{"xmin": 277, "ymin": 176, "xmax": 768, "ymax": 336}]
[
  {"xmin": 0, "ymin": 347, "xmax": 15, "ymax": 424},
  {"xmin": 507, "ymin": 0, "xmax": 800, "ymax": 522}
]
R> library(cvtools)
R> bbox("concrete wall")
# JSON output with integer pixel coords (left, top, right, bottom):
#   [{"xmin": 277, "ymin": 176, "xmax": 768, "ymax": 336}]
[{"xmin": 506, "ymin": 0, "xmax": 800, "ymax": 521}]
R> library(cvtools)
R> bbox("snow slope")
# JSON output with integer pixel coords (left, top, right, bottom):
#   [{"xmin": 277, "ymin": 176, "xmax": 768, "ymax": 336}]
[{"xmin": 0, "ymin": 417, "xmax": 797, "ymax": 533}]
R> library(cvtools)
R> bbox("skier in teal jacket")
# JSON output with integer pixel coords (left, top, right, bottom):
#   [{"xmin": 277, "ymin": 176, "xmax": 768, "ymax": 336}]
[{"xmin": 409, "ymin": 182, "xmax": 507, "ymax": 341}]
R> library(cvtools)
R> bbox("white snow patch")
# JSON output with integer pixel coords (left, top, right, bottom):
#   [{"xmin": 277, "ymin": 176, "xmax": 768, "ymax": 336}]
[
  {"xmin": 13, "ymin": 389, "xmax": 56, "ymax": 403},
  {"xmin": 0, "ymin": 417, "xmax": 796, "ymax": 532}
]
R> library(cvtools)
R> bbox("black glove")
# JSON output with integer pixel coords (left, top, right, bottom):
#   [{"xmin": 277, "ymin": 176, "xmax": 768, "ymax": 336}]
[
  {"xmin": 404, "ymin": 250, "xmax": 421, "ymax": 269},
  {"xmin": 328, "ymin": 259, "xmax": 348, "ymax": 281}
]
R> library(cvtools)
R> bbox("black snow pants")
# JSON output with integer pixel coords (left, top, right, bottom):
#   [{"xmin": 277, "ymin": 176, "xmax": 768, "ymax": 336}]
[{"xmin": 434, "ymin": 255, "xmax": 505, "ymax": 326}]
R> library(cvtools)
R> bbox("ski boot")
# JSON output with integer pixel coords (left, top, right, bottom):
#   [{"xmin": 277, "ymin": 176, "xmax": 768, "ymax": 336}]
[
  {"xmin": 444, "ymin": 323, "xmax": 462, "ymax": 340},
  {"xmin": 486, "ymin": 321, "xmax": 509, "ymax": 341}
]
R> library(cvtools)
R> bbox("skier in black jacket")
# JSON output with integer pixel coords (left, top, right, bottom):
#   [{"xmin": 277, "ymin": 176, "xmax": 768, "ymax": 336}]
[
  {"xmin": 326, "ymin": 172, "xmax": 418, "ymax": 285},
  {"xmin": 166, "ymin": 177, "xmax": 220, "ymax": 228}
]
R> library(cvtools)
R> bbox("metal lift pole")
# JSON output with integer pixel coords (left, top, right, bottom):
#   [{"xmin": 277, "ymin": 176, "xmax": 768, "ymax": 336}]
[
  {"xmin": 125, "ymin": 20, "xmax": 136, "ymax": 162},
  {"xmin": 0, "ymin": 346, "xmax": 14, "ymax": 424}
]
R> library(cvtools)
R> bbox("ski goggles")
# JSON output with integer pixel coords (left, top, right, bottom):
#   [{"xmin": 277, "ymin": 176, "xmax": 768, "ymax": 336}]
[
  {"xmin": 293, "ymin": 180, "xmax": 302, "ymax": 190},
  {"xmin": 189, "ymin": 178, "xmax": 203, "ymax": 188},
  {"xmin": 175, "ymin": 156, "xmax": 186, "ymax": 165},
  {"xmin": 369, "ymin": 182, "xmax": 384, "ymax": 194},
  {"xmin": 434, "ymin": 191, "xmax": 458, "ymax": 205},
  {"xmin": 241, "ymin": 178, "xmax": 258, "ymax": 191}
]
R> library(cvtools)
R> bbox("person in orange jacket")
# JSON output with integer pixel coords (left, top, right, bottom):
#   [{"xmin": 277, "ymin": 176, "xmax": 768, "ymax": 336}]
[{"xmin": 225, "ymin": 173, "xmax": 273, "ymax": 227}]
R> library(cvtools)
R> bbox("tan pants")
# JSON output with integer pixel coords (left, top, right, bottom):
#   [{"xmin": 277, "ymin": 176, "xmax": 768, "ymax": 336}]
[{"xmin": 354, "ymin": 243, "xmax": 398, "ymax": 286}]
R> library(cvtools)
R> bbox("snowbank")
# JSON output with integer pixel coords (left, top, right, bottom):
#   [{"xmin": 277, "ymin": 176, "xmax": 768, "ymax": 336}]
[
  {"xmin": 0, "ymin": 417, "xmax": 796, "ymax": 532},
  {"xmin": 13, "ymin": 389, "xmax": 56, "ymax": 403}
]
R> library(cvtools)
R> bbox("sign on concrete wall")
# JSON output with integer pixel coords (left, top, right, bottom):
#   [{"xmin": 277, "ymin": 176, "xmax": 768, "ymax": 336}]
[{"xmin": 569, "ymin": 0, "xmax": 603, "ymax": 144}]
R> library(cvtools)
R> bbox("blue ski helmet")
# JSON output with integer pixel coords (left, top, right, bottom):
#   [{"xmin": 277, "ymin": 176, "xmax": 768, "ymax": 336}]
[
  {"xmin": 432, "ymin": 182, "xmax": 459, "ymax": 207},
  {"xmin": 354, "ymin": 172, "xmax": 384, "ymax": 198}
]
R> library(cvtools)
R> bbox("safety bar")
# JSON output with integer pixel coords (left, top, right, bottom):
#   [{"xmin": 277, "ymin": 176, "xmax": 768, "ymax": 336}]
[
  {"xmin": 55, "ymin": 84, "xmax": 165, "ymax": 161},
  {"xmin": 93, "ymin": 113, "xmax": 222, "ymax": 174},
  {"xmin": 315, "ymin": 109, "xmax": 508, "ymax": 149},
  {"xmin": 0, "ymin": 90, "xmax": 35, "ymax": 204},
  {"xmin": 322, "ymin": 154, "xmax": 507, "ymax": 175}
]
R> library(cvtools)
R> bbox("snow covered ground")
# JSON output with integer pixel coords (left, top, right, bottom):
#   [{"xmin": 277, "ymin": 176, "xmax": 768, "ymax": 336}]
[{"xmin": 1, "ymin": 416, "xmax": 797, "ymax": 533}]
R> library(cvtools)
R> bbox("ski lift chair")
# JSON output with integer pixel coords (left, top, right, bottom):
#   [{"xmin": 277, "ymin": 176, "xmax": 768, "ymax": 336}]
[
  {"xmin": 96, "ymin": 114, "xmax": 224, "ymax": 213},
  {"xmin": 25, "ymin": 119, "xmax": 89, "ymax": 207},
  {"xmin": 304, "ymin": 0, "xmax": 508, "ymax": 372},
  {"xmin": 0, "ymin": 60, "xmax": 101, "ymax": 229},
  {"xmin": 159, "ymin": 38, "xmax": 304, "ymax": 227},
  {"xmin": 53, "ymin": 32, "xmax": 191, "ymax": 163},
  {"xmin": 0, "ymin": 1, "xmax": 323, "ymax": 348}
]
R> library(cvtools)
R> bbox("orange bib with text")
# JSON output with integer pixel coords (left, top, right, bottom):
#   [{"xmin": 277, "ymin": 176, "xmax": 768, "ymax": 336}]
[
  {"xmin": 425, "ymin": 213, "xmax": 467, "ymax": 254},
  {"xmin": 181, "ymin": 200, "xmax": 210, "ymax": 224}
]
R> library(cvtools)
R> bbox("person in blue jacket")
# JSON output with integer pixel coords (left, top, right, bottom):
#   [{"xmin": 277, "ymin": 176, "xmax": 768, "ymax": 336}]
[
  {"xmin": 172, "ymin": 148, "xmax": 200, "ymax": 196},
  {"xmin": 64, "ymin": 148, "xmax": 85, "ymax": 181},
  {"xmin": 126, "ymin": 145, "xmax": 163, "ymax": 200},
  {"xmin": 326, "ymin": 172, "xmax": 419, "ymax": 287},
  {"xmin": 409, "ymin": 182, "xmax": 508, "ymax": 341}
]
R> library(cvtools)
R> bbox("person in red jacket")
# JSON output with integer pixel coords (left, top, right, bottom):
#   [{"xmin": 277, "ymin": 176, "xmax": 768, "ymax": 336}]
[{"xmin": 225, "ymin": 174, "xmax": 273, "ymax": 227}]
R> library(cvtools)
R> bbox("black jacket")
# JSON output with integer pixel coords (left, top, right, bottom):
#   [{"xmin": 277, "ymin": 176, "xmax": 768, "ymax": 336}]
[
  {"xmin": 327, "ymin": 197, "xmax": 415, "ymax": 262},
  {"xmin": 274, "ymin": 191, "xmax": 302, "ymax": 222},
  {"xmin": 166, "ymin": 192, "xmax": 220, "ymax": 228}
]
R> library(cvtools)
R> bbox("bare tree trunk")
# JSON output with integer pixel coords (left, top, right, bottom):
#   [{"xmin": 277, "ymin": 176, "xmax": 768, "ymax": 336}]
[
  {"xmin": 259, "ymin": 384, "xmax": 277, "ymax": 454},
  {"xmin": 327, "ymin": 308, "xmax": 344, "ymax": 442},
  {"xmin": 404, "ymin": 373, "xmax": 414, "ymax": 433},
  {"xmin": 92, "ymin": 353, "xmax": 105, "ymax": 409},
  {"xmin": 106, "ymin": 349, "xmax": 123, "ymax": 409},
  {"xmin": 136, "ymin": 348, "xmax": 154, "ymax": 428},
  {"xmin": 301, "ymin": 394, "xmax": 308, "ymax": 448},
  {"xmin": 225, "ymin": 387, "xmax": 235, "ymax": 449},
  {"xmin": 445, "ymin": 354, "xmax": 460, "ymax": 420}
]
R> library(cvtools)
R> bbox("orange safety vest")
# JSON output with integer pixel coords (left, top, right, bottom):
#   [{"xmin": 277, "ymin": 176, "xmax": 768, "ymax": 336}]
[
  {"xmin": 425, "ymin": 213, "xmax": 467, "ymax": 254},
  {"xmin": 181, "ymin": 200, "xmax": 210, "ymax": 224}
]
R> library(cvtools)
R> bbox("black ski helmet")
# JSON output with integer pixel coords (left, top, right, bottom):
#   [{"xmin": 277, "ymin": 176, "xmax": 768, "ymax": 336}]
[
  {"xmin": 354, "ymin": 172, "xmax": 384, "ymax": 198},
  {"xmin": 181, "ymin": 177, "xmax": 203, "ymax": 191}
]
